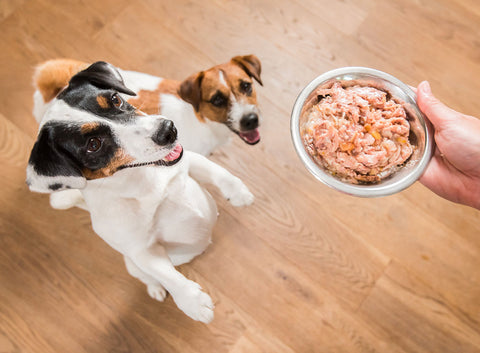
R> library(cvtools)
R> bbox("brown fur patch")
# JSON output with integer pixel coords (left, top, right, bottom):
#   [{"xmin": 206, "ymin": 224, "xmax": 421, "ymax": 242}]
[
  {"xmin": 96, "ymin": 95, "xmax": 109, "ymax": 109},
  {"xmin": 158, "ymin": 79, "xmax": 181, "ymax": 96},
  {"xmin": 34, "ymin": 59, "xmax": 89, "ymax": 102},
  {"xmin": 128, "ymin": 90, "xmax": 161, "ymax": 115},
  {"xmin": 198, "ymin": 69, "xmax": 231, "ymax": 123},
  {"xmin": 231, "ymin": 55, "xmax": 262, "ymax": 85},
  {"xmin": 223, "ymin": 64, "xmax": 259, "ymax": 106},
  {"xmin": 80, "ymin": 122, "xmax": 100, "ymax": 134},
  {"xmin": 127, "ymin": 79, "xmax": 180, "ymax": 115},
  {"xmin": 82, "ymin": 149, "xmax": 134, "ymax": 180}
]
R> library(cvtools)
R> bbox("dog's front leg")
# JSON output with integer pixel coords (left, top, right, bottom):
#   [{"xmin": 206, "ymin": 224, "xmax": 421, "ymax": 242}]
[
  {"xmin": 185, "ymin": 151, "xmax": 254, "ymax": 207},
  {"xmin": 131, "ymin": 243, "xmax": 214, "ymax": 323},
  {"xmin": 124, "ymin": 256, "xmax": 167, "ymax": 302}
]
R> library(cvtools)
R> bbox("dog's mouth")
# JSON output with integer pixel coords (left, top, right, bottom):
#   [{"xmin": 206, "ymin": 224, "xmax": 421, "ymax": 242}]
[
  {"xmin": 161, "ymin": 144, "xmax": 184, "ymax": 164},
  {"xmin": 239, "ymin": 128, "xmax": 260, "ymax": 145},
  {"xmin": 119, "ymin": 144, "xmax": 183, "ymax": 170},
  {"xmin": 235, "ymin": 128, "xmax": 261, "ymax": 145}
]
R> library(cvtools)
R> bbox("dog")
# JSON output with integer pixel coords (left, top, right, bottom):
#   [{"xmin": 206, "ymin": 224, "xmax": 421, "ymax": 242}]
[
  {"xmin": 26, "ymin": 61, "xmax": 254, "ymax": 323},
  {"xmin": 32, "ymin": 55, "xmax": 262, "ymax": 210}
]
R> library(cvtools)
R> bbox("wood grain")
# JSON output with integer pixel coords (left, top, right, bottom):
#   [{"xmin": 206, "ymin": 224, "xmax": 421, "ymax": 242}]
[{"xmin": 1, "ymin": 0, "xmax": 479, "ymax": 352}]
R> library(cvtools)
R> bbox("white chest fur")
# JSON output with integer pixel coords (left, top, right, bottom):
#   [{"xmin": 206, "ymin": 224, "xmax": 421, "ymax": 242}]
[{"xmin": 81, "ymin": 162, "xmax": 218, "ymax": 262}]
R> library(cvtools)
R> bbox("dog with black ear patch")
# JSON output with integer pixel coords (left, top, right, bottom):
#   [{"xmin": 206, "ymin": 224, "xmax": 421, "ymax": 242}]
[{"xmin": 26, "ymin": 61, "xmax": 254, "ymax": 324}]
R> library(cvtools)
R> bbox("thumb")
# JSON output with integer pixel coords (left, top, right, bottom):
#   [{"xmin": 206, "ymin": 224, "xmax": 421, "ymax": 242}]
[{"xmin": 416, "ymin": 81, "xmax": 458, "ymax": 128}]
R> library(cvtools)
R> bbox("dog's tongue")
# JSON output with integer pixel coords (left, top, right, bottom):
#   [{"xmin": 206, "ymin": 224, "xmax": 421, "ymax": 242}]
[
  {"xmin": 164, "ymin": 144, "xmax": 183, "ymax": 161},
  {"xmin": 239, "ymin": 128, "xmax": 260, "ymax": 144}
]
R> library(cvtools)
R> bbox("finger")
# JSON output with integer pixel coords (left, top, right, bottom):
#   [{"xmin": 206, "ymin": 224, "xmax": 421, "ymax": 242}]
[
  {"xmin": 419, "ymin": 151, "xmax": 454, "ymax": 201},
  {"xmin": 416, "ymin": 81, "xmax": 459, "ymax": 128}
]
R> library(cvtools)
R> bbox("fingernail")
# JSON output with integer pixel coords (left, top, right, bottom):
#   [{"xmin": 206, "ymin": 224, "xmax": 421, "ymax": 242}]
[{"xmin": 420, "ymin": 81, "xmax": 432, "ymax": 95}]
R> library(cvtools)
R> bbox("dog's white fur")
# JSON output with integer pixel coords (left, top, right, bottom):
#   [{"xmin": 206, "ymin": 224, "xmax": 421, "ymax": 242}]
[{"xmin": 28, "ymin": 69, "xmax": 254, "ymax": 323}]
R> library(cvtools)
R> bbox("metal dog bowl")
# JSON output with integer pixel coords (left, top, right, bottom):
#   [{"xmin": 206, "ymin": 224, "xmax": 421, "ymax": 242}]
[{"xmin": 290, "ymin": 67, "xmax": 434, "ymax": 197}]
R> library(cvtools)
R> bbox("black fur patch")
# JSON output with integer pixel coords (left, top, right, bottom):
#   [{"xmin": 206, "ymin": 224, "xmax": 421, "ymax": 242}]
[
  {"xmin": 57, "ymin": 61, "xmax": 138, "ymax": 123},
  {"xmin": 58, "ymin": 84, "xmax": 138, "ymax": 123},
  {"xmin": 69, "ymin": 61, "xmax": 136, "ymax": 95},
  {"xmin": 29, "ymin": 123, "xmax": 83, "ymax": 178},
  {"xmin": 29, "ymin": 121, "xmax": 119, "ymax": 177},
  {"xmin": 49, "ymin": 183, "xmax": 63, "ymax": 190}
]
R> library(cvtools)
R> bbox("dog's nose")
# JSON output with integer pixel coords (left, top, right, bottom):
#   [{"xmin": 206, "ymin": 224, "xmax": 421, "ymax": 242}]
[
  {"xmin": 152, "ymin": 119, "xmax": 177, "ymax": 145},
  {"xmin": 240, "ymin": 113, "xmax": 259, "ymax": 131}
]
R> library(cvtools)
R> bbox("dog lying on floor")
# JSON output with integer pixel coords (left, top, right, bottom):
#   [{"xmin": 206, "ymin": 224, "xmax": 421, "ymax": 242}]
[
  {"xmin": 32, "ymin": 55, "xmax": 263, "ymax": 210},
  {"xmin": 26, "ymin": 61, "xmax": 254, "ymax": 323}
]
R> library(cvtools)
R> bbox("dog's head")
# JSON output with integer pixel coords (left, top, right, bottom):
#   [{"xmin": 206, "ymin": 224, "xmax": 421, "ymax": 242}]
[
  {"xmin": 179, "ymin": 55, "xmax": 262, "ymax": 145},
  {"xmin": 27, "ymin": 61, "xmax": 183, "ymax": 193}
]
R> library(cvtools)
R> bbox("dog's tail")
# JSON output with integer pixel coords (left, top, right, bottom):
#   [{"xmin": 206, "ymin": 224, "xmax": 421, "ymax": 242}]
[{"xmin": 33, "ymin": 59, "xmax": 88, "ymax": 123}]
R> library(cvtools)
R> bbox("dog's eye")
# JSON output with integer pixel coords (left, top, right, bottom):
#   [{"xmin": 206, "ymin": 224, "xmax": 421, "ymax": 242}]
[
  {"xmin": 240, "ymin": 81, "xmax": 252, "ymax": 95},
  {"xmin": 87, "ymin": 137, "xmax": 102, "ymax": 152},
  {"xmin": 210, "ymin": 93, "xmax": 227, "ymax": 108},
  {"xmin": 111, "ymin": 93, "xmax": 123, "ymax": 108}
]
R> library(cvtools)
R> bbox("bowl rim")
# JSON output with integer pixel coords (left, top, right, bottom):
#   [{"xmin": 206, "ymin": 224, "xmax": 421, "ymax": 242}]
[{"xmin": 290, "ymin": 66, "xmax": 434, "ymax": 197}]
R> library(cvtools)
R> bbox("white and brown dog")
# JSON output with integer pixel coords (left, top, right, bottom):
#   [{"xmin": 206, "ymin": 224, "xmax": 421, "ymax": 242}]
[
  {"xmin": 26, "ymin": 61, "xmax": 254, "ymax": 323},
  {"xmin": 33, "ymin": 55, "xmax": 262, "ymax": 210}
]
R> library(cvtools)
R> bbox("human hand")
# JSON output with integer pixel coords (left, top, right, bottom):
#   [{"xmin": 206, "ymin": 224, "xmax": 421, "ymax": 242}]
[{"xmin": 416, "ymin": 81, "xmax": 480, "ymax": 210}]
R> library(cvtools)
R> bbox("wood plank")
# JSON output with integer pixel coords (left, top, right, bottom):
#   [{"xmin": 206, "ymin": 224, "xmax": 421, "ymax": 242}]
[
  {"xmin": 358, "ymin": 261, "xmax": 480, "ymax": 353},
  {"xmin": 0, "ymin": 0, "xmax": 26, "ymax": 22}
]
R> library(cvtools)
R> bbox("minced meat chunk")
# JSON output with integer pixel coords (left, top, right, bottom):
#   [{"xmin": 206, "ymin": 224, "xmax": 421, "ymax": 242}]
[{"xmin": 302, "ymin": 82, "xmax": 414, "ymax": 184}]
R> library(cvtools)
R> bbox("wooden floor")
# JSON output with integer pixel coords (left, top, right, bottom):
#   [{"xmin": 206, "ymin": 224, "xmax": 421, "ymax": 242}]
[{"xmin": 1, "ymin": 0, "xmax": 480, "ymax": 352}]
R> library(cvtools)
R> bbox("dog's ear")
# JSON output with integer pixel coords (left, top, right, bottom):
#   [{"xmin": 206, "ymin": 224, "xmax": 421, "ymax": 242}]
[
  {"xmin": 26, "ymin": 123, "xmax": 86, "ymax": 193},
  {"xmin": 179, "ymin": 71, "xmax": 205, "ymax": 112},
  {"xmin": 231, "ymin": 55, "xmax": 263, "ymax": 86},
  {"xmin": 68, "ymin": 61, "xmax": 137, "ymax": 96}
]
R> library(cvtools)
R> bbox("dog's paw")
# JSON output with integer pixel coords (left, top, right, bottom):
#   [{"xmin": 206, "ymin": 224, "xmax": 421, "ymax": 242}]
[
  {"xmin": 222, "ymin": 178, "xmax": 254, "ymax": 207},
  {"xmin": 229, "ymin": 187, "xmax": 254, "ymax": 207},
  {"xmin": 50, "ymin": 189, "xmax": 87, "ymax": 210},
  {"xmin": 173, "ymin": 282, "xmax": 214, "ymax": 324},
  {"xmin": 147, "ymin": 284, "xmax": 167, "ymax": 302}
]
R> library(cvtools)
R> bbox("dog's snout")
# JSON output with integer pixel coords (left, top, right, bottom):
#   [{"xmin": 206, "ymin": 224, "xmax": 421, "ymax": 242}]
[
  {"xmin": 240, "ymin": 113, "xmax": 259, "ymax": 131},
  {"xmin": 152, "ymin": 119, "xmax": 177, "ymax": 145}
]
